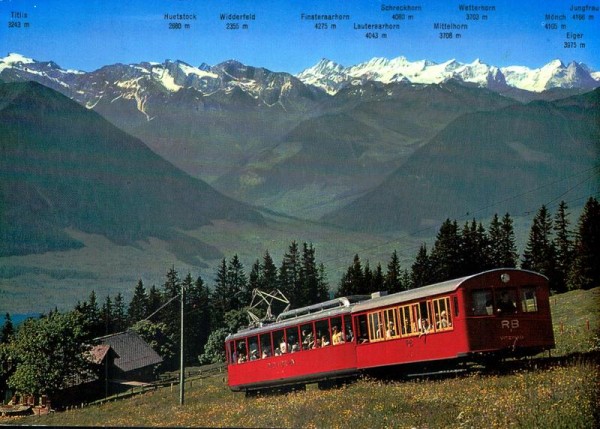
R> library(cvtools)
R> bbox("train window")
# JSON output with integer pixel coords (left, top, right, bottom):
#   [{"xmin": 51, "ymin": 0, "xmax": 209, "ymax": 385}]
[
  {"xmin": 344, "ymin": 315, "xmax": 354, "ymax": 342},
  {"xmin": 432, "ymin": 297, "xmax": 453, "ymax": 331},
  {"xmin": 315, "ymin": 319, "xmax": 330, "ymax": 347},
  {"xmin": 368, "ymin": 311, "xmax": 384, "ymax": 341},
  {"xmin": 399, "ymin": 304, "xmax": 418, "ymax": 336},
  {"xmin": 300, "ymin": 323, "xmax": 315, "ymax": 350},
  {"xmin": 331, "ymin": 316, "xmax": 344, "ymax": 345},
  {"xmin": 260, "ymin": 333, "xmax": 272, "ymax": 359},
  {"xmin": 472, "ymin": 289, "xmax": 493, "ymax": 315},
  {"xmin": 495, "ymin": 289, "xmax": 518, "ymax": 315},
  {"xmin": 248, "ymin": 336, "xmax": 259, "ymax": 361},
  {"xmin": 236, "ymin": 339, "xmax": 247, "ymax": 363},
  {"xmin": 274, "ymin": 329, "xmax": 286, "ymax": 355},
  {"xmin": 286, "ymin": 326, "xmax": 301, "ymax": 352},
  {"xmin": 418, "ymin": 302, "xmax": 432, "ymax": 334},
  {"xmin": 384, "ymin": 308, "xmax": 399, "ymax": 339},
  {"xmin": 521, "ymin": 287, "xmax": 538, "ymax": 312},
  {"xmin": 356, "ymin": 314, "xmax": 369, "ymax": 343}
]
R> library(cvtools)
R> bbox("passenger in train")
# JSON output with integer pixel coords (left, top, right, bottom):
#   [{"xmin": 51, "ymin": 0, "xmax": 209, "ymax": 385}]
[
  {"xmin": 321, "ymin": 333, "xmax": 330, "ymax": 347},
  {"xmin": 262, "ymin": 348, "xmax": 271, "ymax": 359},
  {"xmin": 497, "ymin": 291, "xmax": 517, "ymax": 314},
  {"xmin": 437, "ymin": 311, "xmax": 450, "ymax": 329},
  {"xmin": 418, "ymin": 318, "xmax": 431, "ymax": 336},
  {"xmin": 302, "ymin": 329, "xmax": 314, "ymax": 349},
  {"xmin": 279, "ymin": 338, "xmax": 288, "ymax": 354},
  {"xmin": 237, "ymin": 353, "xmax": 247, "ymax": 364},
  {"xmin": 386, "ymin": 322, "xmax": 396, "ymax": 338},
  {"xmin": 332, "ymin": 326, "xmax": 344, "ymax": 345},
  {"xmin": 345, "ymin": 326, "xmax": 354, "ymax": 342}
]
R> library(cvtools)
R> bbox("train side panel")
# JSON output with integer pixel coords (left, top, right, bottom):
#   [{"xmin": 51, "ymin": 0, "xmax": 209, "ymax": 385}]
[{"xmin": 227, "ymin": 342, "xmax": 357, "ymax": 391}]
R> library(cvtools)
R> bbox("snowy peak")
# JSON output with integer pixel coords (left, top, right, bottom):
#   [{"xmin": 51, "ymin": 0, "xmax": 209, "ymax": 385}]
[
  {"xmin": 297, "ymin": 56, "xmax": 600, "ymax": 94},
  {"xmin": 502, "ymin": 58, "xmax": 599, "ymax": 92}
]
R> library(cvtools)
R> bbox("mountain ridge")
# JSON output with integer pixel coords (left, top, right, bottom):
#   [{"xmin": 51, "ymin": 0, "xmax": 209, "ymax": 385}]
[{"xmin": 0, "ymin": 80, "xmax": 264, "ymax": 260}]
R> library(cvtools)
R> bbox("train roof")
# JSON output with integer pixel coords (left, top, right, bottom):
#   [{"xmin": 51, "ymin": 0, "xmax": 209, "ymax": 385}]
[
  {"xmin": 227, "ymin": 296, "xmax": 370, "ymax": 341},
  {"xmin": 226, "ymin": 269, "xmax": 547, "ymax": 341},
  {"xmin": 351, "ymin": 268, "xmax": 547, "ymax": 313}
]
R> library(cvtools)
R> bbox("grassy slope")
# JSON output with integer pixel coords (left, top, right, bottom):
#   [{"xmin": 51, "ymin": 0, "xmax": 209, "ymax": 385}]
[{"xmin": 8, "ymin": 287, "xmax": 599, "ymax": 428}]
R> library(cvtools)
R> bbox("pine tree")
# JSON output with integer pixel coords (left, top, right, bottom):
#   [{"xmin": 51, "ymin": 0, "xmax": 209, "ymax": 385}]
[
  {"xmin": 74, "ymin": 290, "xmax": 103, "ymax": 339},
  {"xmin": 401, "ymin": 268, "xmax": 413, "ymax": 290},
  {"xmin": 147, "ymin": 285, "xmax": 163, "ymax": 318},
  {"xmin": 301, "ymin": 243, "xmax": 325, "ymax": 305},
  {"xmin": 260, "ymin": 250, "xmax": 279, "ymax": 292},
  {"xmin": 553, "ymin": 201, "xmax": 574, "ymax": 293},
  {"xmin": 522, "ymin": 205, "xmax": 557, "ymax": 289},
  {"xmin": 212, "ymin": 258, "xmax": 231, "ymax": 328},
  {"xmin": 372, "ymin": 263, "xmax": 385, "ymax": 293},
  {"xmin": 128, "ymin": 279, "xmax": 149, "ymax": 324},
  {"xmin": 161, "ymin": 267, "xmax": 181, "ymax": 341},
  {"xmin": 101, "ymin": 295, "xmax": 113, "ymax": 335},
  {"xmin": 249, "ymin": 259, "xmax": 261, "ymax": 294},
  {"xmin": 337, "ymin": 254, "xmax": 365, "ymax": 296},
  {"xmin": 430, "ymin": 219, "xmax": 462, "ymax": 282},
  {"xmin": 229, "ymin": 255, "xmax": 249, "ymax": 307},
  {"xmin": 189, "ymin": 275, "xmax": 211, "ymax": 360},
  {"xmin": 112, "ymin": 292, "xmax": 127, "ymax": 332},
  {"xmin": 488, "ymin": 213, "xmax": 518, "ymax": 268},
  {"xmin": 568, "ymin": 197, "xmax": 600, "ymax": 290},
  {"xmin": 384, "ymin": 250, "xmax": 403, "ymax": 293},
  {"xmin": 460, "ymin": 219, "xmax": 490, "ymax": 276},
  {"xmin": 363, "ymin": 261, "xmax": 374, "ymax": 294},
  {"xmin": 487, "ymin": 214, "xmax": 503, "ymax": 268},
  {"xmin": 316, "ymin": 263, "xmax": 330, "ymax": 301},
  {"xmin": 499, "ymin": 213, "xmax": 519, "ymax": 268},
  {"xmin": 411, "ymin": 244, "xmax": 432, "ymax": 288},
  {"xmin": 279, "ymin": 241, "xmax": 301, "ymax": 307}
]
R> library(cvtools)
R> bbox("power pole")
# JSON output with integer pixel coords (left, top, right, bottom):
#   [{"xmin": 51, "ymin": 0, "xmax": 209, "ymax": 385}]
[{"xmin": 179, "ymin": 284, "xmax": 185, "ymax": 406}]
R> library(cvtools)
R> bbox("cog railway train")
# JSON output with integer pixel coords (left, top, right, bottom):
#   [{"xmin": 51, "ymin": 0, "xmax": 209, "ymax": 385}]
[{"xmin": 225, "ymin": 269, "xmax": 555, "ymax": 393}]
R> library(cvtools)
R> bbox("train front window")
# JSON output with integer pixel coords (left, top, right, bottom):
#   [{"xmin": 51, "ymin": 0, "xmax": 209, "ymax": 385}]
[
  {"xmin": 521, "ymin": 287, "xmax": 538, "ymax": 312},
  {"xmin": 236, "ymin": 339, "xmax": 247, "ymax": 363},
  {"xmin": 495, "ymin": 289, "xmax": 518, "ymax": 315},
  {"xmin": 471, "ymin": 289, "xmax": 493, "ymax": 315}
]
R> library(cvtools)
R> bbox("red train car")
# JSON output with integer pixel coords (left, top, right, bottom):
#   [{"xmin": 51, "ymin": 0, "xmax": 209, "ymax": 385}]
[{"xmin": 225, "ymin": 269, "xmax": 555, "ymax": 393}]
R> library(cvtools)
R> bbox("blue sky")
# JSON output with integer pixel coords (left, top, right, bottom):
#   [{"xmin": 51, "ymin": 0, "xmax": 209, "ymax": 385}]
[{"xmin": 1, "ymin": 0, "xmax": 598, "ymax": 73}]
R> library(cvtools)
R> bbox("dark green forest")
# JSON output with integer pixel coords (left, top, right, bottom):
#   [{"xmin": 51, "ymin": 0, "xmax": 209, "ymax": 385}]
[{"xmin": 0, "ymin": 197, "xmax": 599, "ymax": 399}]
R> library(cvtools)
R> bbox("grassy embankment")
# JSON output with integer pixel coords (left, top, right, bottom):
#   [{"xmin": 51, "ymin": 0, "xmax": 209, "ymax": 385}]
[{"xmin": 9, "ymin": 287, "xmax": 600, "ymax": 428}]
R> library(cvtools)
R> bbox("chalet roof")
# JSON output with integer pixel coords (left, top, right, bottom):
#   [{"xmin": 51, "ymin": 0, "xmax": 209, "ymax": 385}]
[
  {"xmin": 88, "ymin": 344, "xmax": 117, "ymax": 365},
  {"xmin": 94, "ymin": 330, "xmax": 162, "ymax": 373}
]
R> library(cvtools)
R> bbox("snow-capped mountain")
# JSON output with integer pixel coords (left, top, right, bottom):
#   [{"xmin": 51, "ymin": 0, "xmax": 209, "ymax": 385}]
[
  {"xmin": 297, "ymin": 56, "xmax": 599, "ymax": 94},
  {"xmin": 502, "ymin": 60, "xmax": 600, "ymax": 92},
  {"xmin": 0, "ymin": 53, "xmax": 325, "ymax": 116}
]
